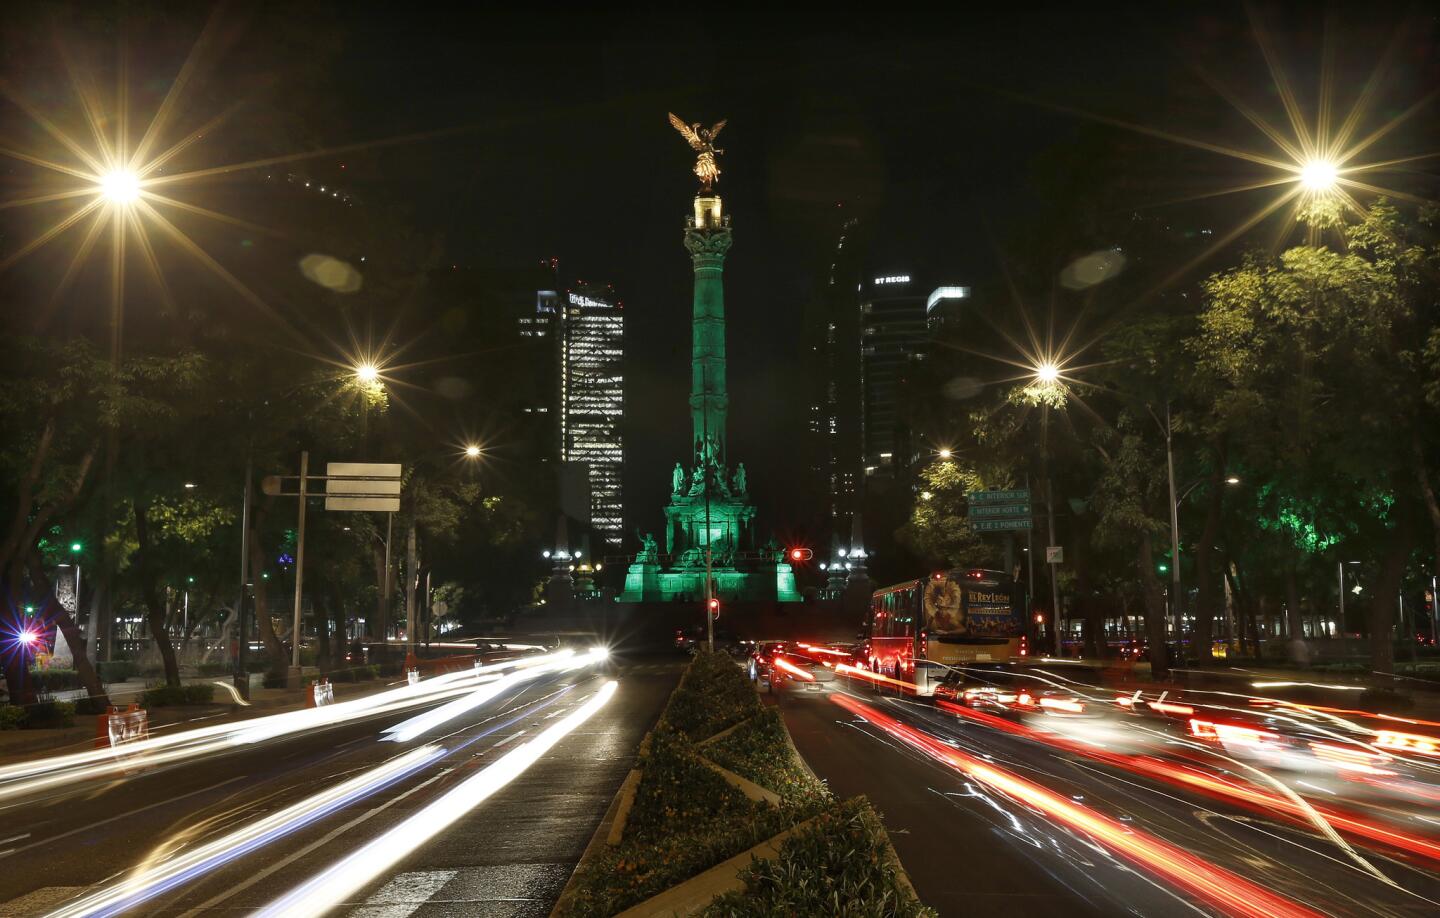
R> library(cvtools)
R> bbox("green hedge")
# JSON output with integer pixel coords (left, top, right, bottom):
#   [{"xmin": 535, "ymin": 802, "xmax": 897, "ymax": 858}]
[
  {"xmin": 558, "ymin": 651, "xmax": 925, "ymax": 917},
  {"xmin": 28, "ymin": 668, "xmax": 82, "ymax": 693},
  {"xmin": 0, "ymin": 706, "xmax": 24, "ymax": 730},
  {"xmin": 21, "ymin": 700, "xmax": 75, "ymax": 729},
  {"xmin": 702, "ymin": 797, "xmax": 935, "ymax": 917},
  {"xmin": 141, "ymin": 683, "xmax": 216, "ymax": 707},
  {"xmin": 325, "ymin": 664, "xmax": 379, "ymax": 683},
  {"xmin": 98, "ymin": 660, "xmax": 137, "ymax": 683}
]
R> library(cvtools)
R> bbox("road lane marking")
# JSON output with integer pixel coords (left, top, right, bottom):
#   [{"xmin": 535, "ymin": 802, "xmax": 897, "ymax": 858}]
[
  {"xmin": 174, "ymin": 769, "xmax": 453, "ymax": 918},
  {"xmin": 0, "ymin": 776, "xmax": 246, "ymax": 860}
]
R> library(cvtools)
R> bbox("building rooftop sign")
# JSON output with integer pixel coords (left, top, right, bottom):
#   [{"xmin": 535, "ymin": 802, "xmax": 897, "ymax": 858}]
[
  {"xmin": 568, "ymin": 293, "xmax": 613, "ymax": 309},
  {"xmin": 873, "ymin": 275, "xmax": 911, "ymax": 286},
  {"xmin": 927, "ymin": 286, "xmax": 971, "ymax": 313}
]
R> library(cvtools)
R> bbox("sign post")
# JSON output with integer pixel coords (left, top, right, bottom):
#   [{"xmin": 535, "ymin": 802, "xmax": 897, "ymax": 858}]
[
  {"xmin": 289, "ymin": 451, "xmax": 309, "ymax": 688},
  {"xmin": 262, "ymin": 460, "xmax": 403, "ymax": 690}
]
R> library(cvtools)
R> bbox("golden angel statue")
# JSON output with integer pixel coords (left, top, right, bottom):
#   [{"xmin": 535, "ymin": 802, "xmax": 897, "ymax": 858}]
[{"xmin": 668, "ymin": 113, "xmax": 727, "ymax": 192}]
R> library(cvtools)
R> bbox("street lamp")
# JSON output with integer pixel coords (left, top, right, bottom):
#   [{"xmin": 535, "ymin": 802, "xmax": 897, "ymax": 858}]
[
  {"xmin": 464, "ymin": 444, "xmax": 481, "ymax": 458},
  {"xmin": 937, "ymin": 448, "xmax": 953, "ymax": 460},
  {"xmin": 1300, "ymin": 159, "xmax": 1338, "ymax": 193},
  {"xmin": 99, "ymin": 170, "xmax": 140, "ymax": 204},
  {"xmin": 1034, "ymin": 362, "xmax": 1060, "ymax": 383},
  {"xmin": 354, "ymin": 363, "xmax": 380, "ymax": 384}
]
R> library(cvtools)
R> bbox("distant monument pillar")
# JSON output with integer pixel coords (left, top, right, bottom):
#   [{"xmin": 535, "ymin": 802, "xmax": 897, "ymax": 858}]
[{"xmin": 686, "ymin": 194, "xmax": 733, "ymax": 466}]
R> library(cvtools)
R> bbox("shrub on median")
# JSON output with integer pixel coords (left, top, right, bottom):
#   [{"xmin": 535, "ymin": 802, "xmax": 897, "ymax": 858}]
[
  {"xmin": 559, "ymin": 725, "xmax": 819, "ymax": 917},
  {"xmin": 660, "ymin": 649, "xmax": 762, "ymax": 742},
  {"xmin": 705, "ymin": 706, "xmax": 829, "ymax": 806},
  {"xmin": 702, "ymin": 796, "xmax": 936, "ymax": 918},
  {"xmin": 0, "ymin": 705, "xmax": 25, "ymax": 730},
  {"xmin": 141, "ymin": 682, "xmax": 216, "ymax": 707},
  {"xmin": 556, "ymin": 650, "xmax": 928, "ymax": 917}
]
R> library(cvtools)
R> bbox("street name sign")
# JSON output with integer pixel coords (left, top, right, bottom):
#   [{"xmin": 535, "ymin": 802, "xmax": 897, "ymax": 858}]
[
  {"xmin": 968, "ymin": 489, "xmax": 1030, "ymax": 504},
  {"xmin": 972, "ymin": 518, "xmax": 1033, "ymax": 532},
  {"xmin": 969, "ymin": 504, "xmax": 1032, "ymax": 518}
]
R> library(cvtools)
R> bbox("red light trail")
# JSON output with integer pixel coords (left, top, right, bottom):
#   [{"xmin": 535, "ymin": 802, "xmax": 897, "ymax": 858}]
[{"xmin": 834, "ymin": 693, "xmax": 1323, "ymax": 918}]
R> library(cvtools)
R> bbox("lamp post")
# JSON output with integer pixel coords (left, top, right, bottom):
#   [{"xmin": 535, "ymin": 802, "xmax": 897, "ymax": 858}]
[
  {"xmin": 1164, "ymin": 466, "xmax": 1240, "ymax": 656},
  {"xmin": 1032, "ymin": 363, "xmax": 1063, "ymax": 654}
]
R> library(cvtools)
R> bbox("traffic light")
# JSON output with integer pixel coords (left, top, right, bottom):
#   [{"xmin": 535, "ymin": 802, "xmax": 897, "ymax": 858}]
[
  {"xmin": 707, "ymin": 597, "xmax": 720, "ymax": 619},
  {"xmin": 69, "ymin": 541, "xmax": 82, "ymax": 553},
  {"xmin": 788, "ymin": 548, "xmax": 813, "ymax": 562},
  {"xmin": 1157, "ymin": 563, "xmax": 1169, "ymax": 574}
]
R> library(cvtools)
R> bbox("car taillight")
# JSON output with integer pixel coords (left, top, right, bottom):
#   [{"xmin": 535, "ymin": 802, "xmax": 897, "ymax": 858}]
[{"xmin": 1374, "ymin": 730, "xmax": 1440, "ymax": 756}]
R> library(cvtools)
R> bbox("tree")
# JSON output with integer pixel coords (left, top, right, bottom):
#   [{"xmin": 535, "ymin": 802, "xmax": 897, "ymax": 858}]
[{"xmin": 1189, "ymin": 202, "xmax": 1439, "ymax": 675}]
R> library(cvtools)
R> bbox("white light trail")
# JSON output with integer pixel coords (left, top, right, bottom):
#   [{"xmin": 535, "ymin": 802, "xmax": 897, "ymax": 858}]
[
  {"xmin": 256, "ymin": 681, "xmax": 618, "ymax": 918},
  {"xmin": 382, "ymin": 648, "xmax": 603, "ymax": 743},
  {"xmin": 44, "ymin": 746, "xmax": 444, "ymax": 918},
  {"xmin": 0, "ymin": 650, "xmax": 589, "ymax": 804}
]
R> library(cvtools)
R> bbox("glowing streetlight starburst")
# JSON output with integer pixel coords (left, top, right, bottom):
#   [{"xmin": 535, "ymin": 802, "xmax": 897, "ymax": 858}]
[
  {"xmin": 464, "ymin": 444, "xmax": 482, "ymax": 459},
  {"xmin": 354, "ymin": 363, "xmax": 380, "ymax": 384},
  {"xmin": 98, "ymin": 170, "xmax": 141, "ymax": 205},
  {"xmin": 1034, "ymin": 362, "xmax": 1060, "ymax": 384},
  {"xmin": 0, "ymin": 15, "xmax": 453, "ymax": 343},
  {"xmin": 1299, "ymin": 159, "xmax": 1339, "ymax": 193}
]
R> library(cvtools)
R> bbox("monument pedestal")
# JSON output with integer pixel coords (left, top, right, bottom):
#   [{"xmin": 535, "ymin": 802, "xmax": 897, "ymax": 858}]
[{"xmin": 620, "ymin": 560, "xmax": 663, "ymax": 603}]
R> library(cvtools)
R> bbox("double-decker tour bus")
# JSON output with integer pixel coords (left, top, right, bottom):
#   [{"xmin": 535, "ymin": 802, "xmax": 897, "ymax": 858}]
[{"xmin": 863, "ymin": 568, "xmax": 1024, "ymax": 696}]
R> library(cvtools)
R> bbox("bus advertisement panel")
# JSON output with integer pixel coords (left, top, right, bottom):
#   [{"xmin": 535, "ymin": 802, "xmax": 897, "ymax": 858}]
[{"xmin": 865, "ymin": 569, "xmax": 1023, "ymax": 697}]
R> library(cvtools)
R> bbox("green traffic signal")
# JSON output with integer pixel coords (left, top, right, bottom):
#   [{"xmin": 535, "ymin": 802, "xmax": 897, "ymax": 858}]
[
  {"xmin": 1157, "ymin": 563, "xmax": 1169, "ymax": 573},
  {"xmin": 70, "ymin": 541, "xmax": 82, "ymax": 553}
]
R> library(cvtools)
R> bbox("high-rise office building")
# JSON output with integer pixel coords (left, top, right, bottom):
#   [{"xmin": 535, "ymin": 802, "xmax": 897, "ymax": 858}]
[
  {"xmin": 803, "ymin": 216, "xmax": 865, "ymax": 528},
  {"xmin": 559, "ymin": 283, "xmax": 625, "ymax": 549},
  {"xmin": 859, "ymin": 272, "xmax": 929, "ymax": 478}
]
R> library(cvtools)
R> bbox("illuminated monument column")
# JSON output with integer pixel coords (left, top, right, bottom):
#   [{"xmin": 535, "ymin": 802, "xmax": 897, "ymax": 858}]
[{"xmin": 619, "ymin": 114, "xmax": 799, "ymax": 603}]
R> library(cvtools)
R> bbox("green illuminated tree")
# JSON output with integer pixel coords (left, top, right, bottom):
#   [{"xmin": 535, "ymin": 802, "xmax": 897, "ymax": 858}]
[{"xmin": 1190, "ymin": 201, "xmax": 1439, "ymax": 674}]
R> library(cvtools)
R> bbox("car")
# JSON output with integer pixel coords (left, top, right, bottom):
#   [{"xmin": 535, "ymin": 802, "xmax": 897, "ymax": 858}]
[{"xmin": 763, "ymin": 647, "xmax": 838, "ymax": 695}]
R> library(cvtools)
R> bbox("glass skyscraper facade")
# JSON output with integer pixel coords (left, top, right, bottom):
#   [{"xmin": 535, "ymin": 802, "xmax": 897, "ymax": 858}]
[{"xmin": 559, "ymin": 284, "xmax": 625, "ymax": 549}]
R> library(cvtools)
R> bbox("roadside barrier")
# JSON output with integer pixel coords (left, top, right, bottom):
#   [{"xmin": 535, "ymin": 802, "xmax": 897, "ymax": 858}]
[
  {"xmin": 407, "ymin": 668, "xmax": 420, "ymax": 686},
  {"xmin": 307, "ymin": 678, "xmax": 335, "ymax": 708},
  {"xmin": 94, "ymin": 703, "xmax": 149, "ymax": 749}
]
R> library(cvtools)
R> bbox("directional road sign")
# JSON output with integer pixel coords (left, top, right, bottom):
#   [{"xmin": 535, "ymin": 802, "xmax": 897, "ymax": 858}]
[
  {"xmin": 967, "ymin": 489, "xmax": 1030, "ymax": 504},
  {"xmin": 969, "ymin": 503, "xmax": 1032, "ymax": 518},
  {"xmin": 972, "ymin": 518, "xmax": 1033, "ymax": 532},
  {"xmin": 325, "ymin": 462, "xmax": 402, "ymax": 512}
]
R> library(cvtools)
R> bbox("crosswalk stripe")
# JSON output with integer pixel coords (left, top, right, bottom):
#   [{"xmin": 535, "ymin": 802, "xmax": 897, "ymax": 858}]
[
  {"xmin": 0, "ymin": 887, "xmax": 84, "ymax": 916},
  {"xmin": 349, "ymin": 870, "xmax": 456, "ymax": 918}
]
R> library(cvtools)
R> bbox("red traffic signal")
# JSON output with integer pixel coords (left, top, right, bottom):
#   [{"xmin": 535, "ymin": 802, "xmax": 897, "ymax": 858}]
[
  {"xmin": 707, "ymin": 597, "xmax": 720, "ymax": 619},
  {"xmin": 788, "ymin": 548, "xmax": 813, "ymax": 562}
]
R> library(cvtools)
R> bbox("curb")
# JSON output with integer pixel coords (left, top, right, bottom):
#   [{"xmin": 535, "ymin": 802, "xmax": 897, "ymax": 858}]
[
  {"xmin": 604, "ymin": 767, "xmax": 644, "ymax": 846},
  {"xmin": 550, "ymin": 764, "xmax": 642, "ymax": 918},
  {"xmin": 612, "ymin": 816, "xmax": 819, "ymax": 918},
  {"xmin": 766, "ymin": 692, "xmax": 920, "ymax": 901}
]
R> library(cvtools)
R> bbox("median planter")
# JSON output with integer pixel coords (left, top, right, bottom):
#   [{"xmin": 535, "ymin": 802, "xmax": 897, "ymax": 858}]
[{"xmin": 553, "ymin": 651, "xmax": 929, "ymax": 917}]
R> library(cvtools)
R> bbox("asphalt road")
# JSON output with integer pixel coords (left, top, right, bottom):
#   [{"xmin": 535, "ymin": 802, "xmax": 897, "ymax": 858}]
[
  {"xmin": 0, "ymin": 653, "xmax": 683, "ymax": 917},
  {"xmin": 777, "ymin": 678, "xmax": 1440, "ymax": 918}
]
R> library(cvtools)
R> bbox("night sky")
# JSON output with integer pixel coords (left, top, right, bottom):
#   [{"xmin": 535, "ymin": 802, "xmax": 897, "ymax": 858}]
[{"xmin": 4, "ymin": 1, "xmax": 1435, "ymax": 548}]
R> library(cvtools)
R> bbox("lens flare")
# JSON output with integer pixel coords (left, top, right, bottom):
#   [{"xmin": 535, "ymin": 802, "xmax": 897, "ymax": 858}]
[
  {"xmin": 1300, "ymin": 159, "xmax": 1338, "ymax": 192},
  {"xmin": 99, "ymin": 170, "xmax": 140, "ymax": 204}
]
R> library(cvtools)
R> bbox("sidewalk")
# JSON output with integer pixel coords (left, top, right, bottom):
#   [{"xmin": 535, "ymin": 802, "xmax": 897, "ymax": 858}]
[{"xmin": 0, "ymin": 674, "xmax": 403, "ymax": 765}]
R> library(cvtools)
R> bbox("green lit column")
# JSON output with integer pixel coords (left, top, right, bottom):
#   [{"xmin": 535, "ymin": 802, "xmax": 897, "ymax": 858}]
[{"xmin": 685, "ymin": 194, "xmax": 732, "ymax": 465}]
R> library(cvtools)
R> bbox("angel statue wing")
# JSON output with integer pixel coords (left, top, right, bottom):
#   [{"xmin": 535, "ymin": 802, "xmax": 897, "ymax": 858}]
[
  {"xmin": 668, "ymin": 112, "xmax": 703, "ymax": 150},
  {"xmin": 705, "ymin": 119, "xmax": 727, "ymax": 142}
]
